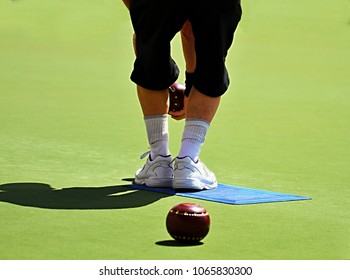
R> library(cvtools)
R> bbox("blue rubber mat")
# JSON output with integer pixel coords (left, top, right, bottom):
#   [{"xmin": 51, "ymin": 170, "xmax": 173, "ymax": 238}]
[{"xmin": 128, "ymin": 183, "xmax": 311, "ymax": 205}]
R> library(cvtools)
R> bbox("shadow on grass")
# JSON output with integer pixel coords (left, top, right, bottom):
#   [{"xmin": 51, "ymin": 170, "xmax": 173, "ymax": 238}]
[
  {"xmin": 155, "ymin": 240, "xmax": 204, "ymax": 247},
  {"xmin": 0, "ymin": 182, "xmax": 170, "ymax": 210}
]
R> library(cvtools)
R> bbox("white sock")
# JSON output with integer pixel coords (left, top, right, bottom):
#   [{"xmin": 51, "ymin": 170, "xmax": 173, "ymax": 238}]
[
  {"xmin": 144, "ymin": 114, "xmax": 170, "ymax": 159},
  {"xmin": 178, "ymin": 118, "xmax": 210, "ymax": 161}
]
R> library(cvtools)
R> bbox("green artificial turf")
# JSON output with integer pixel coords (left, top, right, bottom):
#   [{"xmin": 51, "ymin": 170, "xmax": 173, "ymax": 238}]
[{"xmin": 0, "ymin": 0, "xmax": 349, "ymax": 259}]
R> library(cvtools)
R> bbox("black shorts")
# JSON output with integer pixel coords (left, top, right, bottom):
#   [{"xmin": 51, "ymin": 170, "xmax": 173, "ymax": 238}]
[{"xmin": 129, "ymin": 0, "xmax": 242, "ymax": 97}]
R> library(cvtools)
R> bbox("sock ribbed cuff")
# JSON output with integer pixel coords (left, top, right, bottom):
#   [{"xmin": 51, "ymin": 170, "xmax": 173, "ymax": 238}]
[
  {"xmin": 144, "ymin": 114, "xmax": 168, "ymax": 145},
  {"xmin": 144, "ymin": 114, "xmax": 169, "ymax": 158},
  {"xmin": 178, "ymin": 118, "xmax": 210, "ymax": 160},
  {"xmin": 182, "ymin": 118, "xmax": 210, "ymax": 144}
]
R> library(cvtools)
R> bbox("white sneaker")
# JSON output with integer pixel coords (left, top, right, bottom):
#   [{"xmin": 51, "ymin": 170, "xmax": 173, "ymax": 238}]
[
  {"xmin": 134, "ymin": 152, "xmax": 173, "ymax": 187},
  {"xmin": 173, "ymin": 156, "xmax": 218, "ymax": 190}
]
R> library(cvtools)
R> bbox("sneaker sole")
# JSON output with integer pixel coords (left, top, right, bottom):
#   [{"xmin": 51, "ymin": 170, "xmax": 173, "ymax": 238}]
[
  {"xmin": 173, "ymin": 178, "xmax": 218, "ymax": 190},
  {"xmin": 134, "ymin": 177, "xmax": 173, "ymax": 188}
]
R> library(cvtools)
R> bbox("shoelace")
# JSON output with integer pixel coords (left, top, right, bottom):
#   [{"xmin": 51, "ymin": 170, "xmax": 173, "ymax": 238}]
[{"xmin": 139, "ymin": 150, "xmax": 151, "ymax": 159}]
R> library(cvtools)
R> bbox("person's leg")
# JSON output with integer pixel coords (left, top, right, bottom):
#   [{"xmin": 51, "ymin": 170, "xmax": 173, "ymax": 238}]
[
  {"xmin": 181, "ymin": 21, "xmax": 196, "ymax": 98},
  {"xmin": 137, "ymin": 86, "xmax": 169, "ymax": 116},
  {"xmin": 134, "ymin": 87, "xmax": 174, "ymax": 188},
  {"xmin": 186, "ymin": 88, "xmax": 221, "ymax": 122},
  {"xmin": 134, "ymin": 88, "xmax": 178, "ymax": 186},
  {"xmin": 174, "ymin": 90, "xmax": 220, "ymax": 190},
  {"xmin": 133, "ymin": 61, "xmax": 176, "ymax": 188},
  {"xmin": 174, "ymin": 0, "xmax": 242, "ymax": 190},
  {"xmin": 177, "ymin": 88, "xmax": 220, "ymax": 162},
  {"xmin": 137, "ymin": 86, "xmax": 170, "ymax": 160},
  {"xmin": 130, "ymin": 0, "xmax": 187, "ymax": 187},
  {"xmin": 181, "ymin": 20, "xmax": 196, "ymax": 74}
]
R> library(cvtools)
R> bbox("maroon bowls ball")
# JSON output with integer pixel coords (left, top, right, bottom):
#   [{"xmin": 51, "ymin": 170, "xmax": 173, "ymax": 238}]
[
  {"xmin": 166, "ymin": 203, "xmax": 210, "ymax": 243},
  {"xmin": 168, "ymin": 82, "xmax": 185, "ymax": 112}
]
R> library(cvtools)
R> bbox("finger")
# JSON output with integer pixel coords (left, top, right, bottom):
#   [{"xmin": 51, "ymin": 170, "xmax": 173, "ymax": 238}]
[
  {"xmin": 169, "ymin": 110, "xmax": 185, "ymax": 120},
  {"xmin": 171, "ymin": 114, "xmax": 185, "ymax": 121},
  {"xmin": 169, "ymin": 109, "xmax": 185, "ymax": 117}
]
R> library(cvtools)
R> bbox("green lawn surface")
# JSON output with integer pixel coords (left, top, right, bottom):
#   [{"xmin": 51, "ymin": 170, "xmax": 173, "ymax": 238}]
[{"xmin": 0, "ymin": 0, "xmax": 349, "ymax": 259}]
